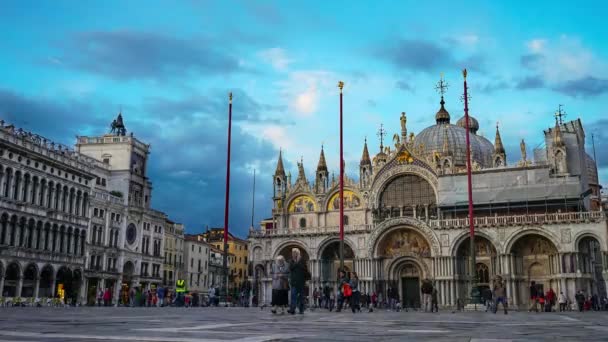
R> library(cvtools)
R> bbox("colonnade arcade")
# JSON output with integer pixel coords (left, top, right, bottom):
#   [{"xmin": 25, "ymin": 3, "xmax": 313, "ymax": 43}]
[
  {"xmin": 253, "ymin": 228, "xmax": 607, "ymax": 308},
  {"xmin": 0, "ymin": 213, "xmax": 86, "ymax": 256},
  {"xmin": 0, "ymin": 261, "xmax": 83, "ymax": 302},
  {"xmin": 0, "ymin": 166, "xmax": 90, "ymax": 218}
]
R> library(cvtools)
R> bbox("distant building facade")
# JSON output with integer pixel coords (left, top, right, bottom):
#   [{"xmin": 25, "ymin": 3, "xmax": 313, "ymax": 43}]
[
  {"xmin": 0, "ymin": 114, "xmax": 176, "ymax": 305},
  {"xmin": 199, "ymin": 228, "xmax": 248, "ymax": 291},
  {"xmin": 163, "ymin": 221, "xmax": 185, "ymax": 289},
  {"xmin": 183, "ymin": 235, "xmax": 210, "ymax": 295}
]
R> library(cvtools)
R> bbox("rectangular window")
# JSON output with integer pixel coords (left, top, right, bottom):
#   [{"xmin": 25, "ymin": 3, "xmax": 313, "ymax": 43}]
[
  {"xmin": 111, "ymin": 213, "xmax": 115, "ymax": 221},
  {"xmin": 191, "ymin": 258, "xmax": 193, "ymax": 267},
  {"xmin": 191, "ymin": 245, "xmax": 194, "ymax": 252}
]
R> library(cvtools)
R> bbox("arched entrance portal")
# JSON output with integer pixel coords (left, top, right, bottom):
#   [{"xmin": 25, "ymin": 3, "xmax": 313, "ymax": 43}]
[
  {"xmin": 376, "ymin": 227, "xmax": 432, "ymax": 306},
  {"xmin": 510, "ymin": 234, "xmax": 558, "ymax": 305},
  {"xmin": 3, "ymin": 262, "xmax": 20, "ymax": 297},
  {"xmin": 456, "ymin": 236, "xmax": 498, "ymax": 299},
  {"xmin": 578, "ymin": 236, "xmax": 605, "ymax": 296},
  {"xmin": 56, "ymin": 267, "xmax": 74, "ymax": 304},
  {"xmin": 39, "ymin": 265, "xmax": 54, "ymax": 298},
  {"xmin": 319, "ymin": 241, "xmax": 355, "ymax": 285},
  {"xmin": 21, "ymin": 263, "xmax": 38, "ymax": 298},
  {"xmin": 121, "ymin": 261, "xmax": 135, "ymax": 305},
  {"xmin": 389, "ymin": 259, "xmax": 423, "ymax": 308}
]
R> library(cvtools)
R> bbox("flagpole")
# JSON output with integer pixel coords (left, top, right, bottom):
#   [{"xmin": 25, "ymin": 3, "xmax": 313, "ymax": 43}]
[
  {"xmin": 463, "ymin": 69, "xmax": 479, "ymax": 304},
  {"xmin": 222, "ymin": 92, "xmax": 233, "ymax": 305},
  {"xmin": 338, "ymin": 81, "xmax": 345, "ymax": 272}
]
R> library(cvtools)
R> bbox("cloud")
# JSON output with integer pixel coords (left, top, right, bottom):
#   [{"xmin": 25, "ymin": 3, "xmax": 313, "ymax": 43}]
[
  {"xmin": 277, "ymin": 70, "xmax": 335, "ymax": 117},
  {"xmin": 527, "ymin": 39, "xmax": 547, "ymax": 53},
  {"xmin": 446, "ymin": 34, "xmax": 479, "ymax": 47},
  {"xmin": 520, "ymin": 54, "xmax": 545, "ymax": 70},
  {"xmin": 395, "ymin": 80, "xmax": 415, "ymax": 93},
  {"xmin": 258, "ymin": 47, "xmax": 292, "ymax": 71},
  {"xmin": 377, "ymin": 38, "xmax": 485, "ymax": 73},
  {"xmin": 55, "ymin": 30, "xmax": 245, "ymax": 81},
  {"xmin": 477, "ymin": 80, "xmax": 510, "ymax": 94},
  {"xmin": 552, "ymin": 77, "xmax": 608, "ymax": 97},
  {"xmin": 516, "ymin": 75, "xmax": 545, "ymax": 90},
  {"xmin": 378, "ymin": 39, "xmax": 454, "ymax": 72}
]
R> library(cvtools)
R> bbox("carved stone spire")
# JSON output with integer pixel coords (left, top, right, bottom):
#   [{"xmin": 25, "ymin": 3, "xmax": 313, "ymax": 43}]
[
  {"xmin": 274, "ymin": 149, "xmax": 286, "ymax": 178},
  {"xmin": 553, "ymin": 117, "xmax": 565, "ymax": 147},
  {"xmin": 492, "ymin": 122, "xmax": 506, "ymax": 167},
  {"xmin": 360, "ymin": 138, "xmax": 371, "ymax": 166},
  {"xmin": 316, "ymin": 145, "xmax": 328, "ymax": 172},
  {"xmin": 494, "ymin": 123, "xmax": 505, "ymax": 154},
  {"xmin": 296, "ymin": 157, "xmax": 307, "ymax": 183},
  {"xmin": 400, "ymin": 112, "xmax": 407, "ymax": 142}
]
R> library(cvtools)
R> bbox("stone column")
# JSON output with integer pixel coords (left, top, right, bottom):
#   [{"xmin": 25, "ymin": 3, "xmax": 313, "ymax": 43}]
[
  {"xmin": 50, "ymin": 276, "xmax": 56, "ymax": 297},
  {"xmin": 16, "ymin": 276, "xmax": 23, "ymax": 298},
  {"xmin": 80, "ymin": 278, "xmax": 87, "ymax": 305},
  {"xmin": 34, "ymin": 276, "xmax": 40, "ymax": 299},
  {"xmin": 0, "ymin": 275, "xmax": 4, "ymax": 298},
  {"xmin": 113, "ymin": 276, "xmax": 122, "ymax": 306}
]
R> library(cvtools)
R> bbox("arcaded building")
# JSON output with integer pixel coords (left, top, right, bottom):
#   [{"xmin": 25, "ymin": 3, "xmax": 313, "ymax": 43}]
[
  {"xmin": 248, "ymin": 93, "xmax": 606, "ymax": 309},
  {"xmin": 0, "ymin": 114, "xmax": 172, "ymax": 305}
]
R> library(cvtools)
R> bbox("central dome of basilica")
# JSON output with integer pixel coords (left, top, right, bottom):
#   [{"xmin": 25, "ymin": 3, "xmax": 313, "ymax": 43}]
[{"xmin": 412, "ymin": 99, "xmax": 494, "ymax": 168}]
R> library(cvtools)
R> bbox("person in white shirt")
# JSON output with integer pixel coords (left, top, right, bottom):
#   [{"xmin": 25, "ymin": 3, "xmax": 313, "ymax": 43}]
[{"xmin": 558, "ymin": 292, "xmax": 568, "ymax": 312}]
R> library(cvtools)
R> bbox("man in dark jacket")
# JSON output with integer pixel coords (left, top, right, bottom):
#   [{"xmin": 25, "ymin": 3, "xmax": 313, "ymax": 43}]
[
  {"xmin": 421, "ymin": 279, "xmax": 433, "ymax": 312},
  {"xmin": 528, "ymin": 281, "xmax": 538, "ymax": 312},
  {"xmin": 288, "ymin": 248, "xmax": 307, "ymax": 314}
]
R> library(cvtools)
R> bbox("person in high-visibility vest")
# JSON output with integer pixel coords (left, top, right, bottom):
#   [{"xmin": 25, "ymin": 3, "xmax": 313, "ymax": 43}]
[{"xmin": 176, "ymin": 279, "xmax": 186, "ymax": 307}]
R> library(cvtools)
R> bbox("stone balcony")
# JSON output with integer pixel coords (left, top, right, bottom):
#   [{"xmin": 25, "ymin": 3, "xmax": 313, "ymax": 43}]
[
  {"xmin": 249, "ymin": 211, "xmax": 606, "ymax": 238},
  {"xmin": 429, "ymin": 210, "xmax": 605, "ymax": 229},
  {"xmin": 249, "ymin": 224, "xmax": 373, "ymax": 238}
]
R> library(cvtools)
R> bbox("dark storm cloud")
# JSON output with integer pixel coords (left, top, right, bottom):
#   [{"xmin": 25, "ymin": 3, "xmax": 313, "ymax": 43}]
[
  {"xmin": 0, "ymin": 89, "xmax": 106, "ymax": 143},
  {"xmin": 395, "ymin": 80, "xmax": 415, "ymax": 93},
  {"xmin": 0, "ymin": 88, "xmax": 280, "ymax": 237},
  {"xmin": 130, "ymin": 89, "xmax": 290, "ymax": 236},
  {"xmin": 142, "ymin": 89, "xmax": 289, "ymax": 125},
  {"xmin": 56, "ymin": 30, "xmax": 245, "ymax": 81},
  {"xmin": 378, "ymin": 39, "xmax": 455, "ymax": 72},
  {"xmin": 376, "ymin": 39, "xmax": 487, "ymax": 74},
  {"xmin": 552, "ymin": 77, "xmax": 608, "ymax": 98},
  {"xmin": 516, "ymin": 75, "xmax": 545, "ymax": 90}
]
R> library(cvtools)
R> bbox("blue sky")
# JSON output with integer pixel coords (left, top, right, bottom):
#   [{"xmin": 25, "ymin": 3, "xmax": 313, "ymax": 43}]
[{"xmin": 1, "ymin": 0, "xmax": 607, "ymax": 237}]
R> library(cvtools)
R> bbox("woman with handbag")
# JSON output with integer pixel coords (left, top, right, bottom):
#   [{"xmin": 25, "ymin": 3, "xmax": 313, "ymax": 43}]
[{"xmin": 271, "ymin": 255, "xmax": 289, "ymax": 314}]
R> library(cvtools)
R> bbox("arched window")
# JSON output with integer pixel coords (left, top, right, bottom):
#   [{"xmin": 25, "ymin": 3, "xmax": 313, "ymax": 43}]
[
  {"xmin": 476, "ymin": 263, "xmax": 489, "ymax": 284},
  {"xmin": 299, "ymin": 218, "xmax": 306, "ymax": 228}
]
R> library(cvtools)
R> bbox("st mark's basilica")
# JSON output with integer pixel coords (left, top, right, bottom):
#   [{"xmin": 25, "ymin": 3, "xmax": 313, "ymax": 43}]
[{"xmin": 248, "ymin": 82, "xmax": 606, "ymax": 309}]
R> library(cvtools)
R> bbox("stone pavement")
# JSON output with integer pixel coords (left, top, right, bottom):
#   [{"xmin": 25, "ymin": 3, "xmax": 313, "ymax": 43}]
[{"xmin": 0, "ymin": 307, "xmax": 607, "ymax": 341}]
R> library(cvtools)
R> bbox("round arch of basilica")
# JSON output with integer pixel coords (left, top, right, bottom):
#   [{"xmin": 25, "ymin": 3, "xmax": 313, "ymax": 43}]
[{"xmin": 249, "ymin": 91, "xmax": 608, "ymax": 309}]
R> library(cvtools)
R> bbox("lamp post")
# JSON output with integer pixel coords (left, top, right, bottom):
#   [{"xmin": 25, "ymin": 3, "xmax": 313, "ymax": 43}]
[
  {"xmin": 222, "ymin": 92, "xmax": 233, "ymax": 304},
  {"xmin": 462, "ymin": 69, "xmax": 480, "ymax": 304},
  {"xmin": 338, "ymin": 81, "xmax": 345, "ymax": 273}
]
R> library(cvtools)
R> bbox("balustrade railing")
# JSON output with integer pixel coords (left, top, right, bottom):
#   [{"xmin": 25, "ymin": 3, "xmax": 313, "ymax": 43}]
[{"xmin": 249, "ymin": 211, "xmax": 605, "ymax": 237}]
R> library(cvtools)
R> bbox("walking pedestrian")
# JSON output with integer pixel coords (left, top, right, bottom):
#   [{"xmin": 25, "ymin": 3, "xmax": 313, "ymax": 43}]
[
  {"xmin": 271, "ymin": 255, "xmax": 289, "ymax": 314},
  {"xmin": 336, "ymin": 270, "xmax": 350, "ymax": 312},
  {"xmin": 431, "ymin": 286, "xmax": 439, "ymax": 313},
  {"xmin": 421, "ymin": 279, "xmax": 433, "ymax": 312},
  {"xmin": 575, "ymin": 290, "xmax": 585, "ymax": 312},
  {"xmin": 349, "ymin": 272, "xmax": 361, "ymax": 313},
  {"xmin": 287, "ymin": 248, "xmax": 307, "ymax": 315},
  {"xmin": 97, "ymin": 288, "xmax": 103, "ymax": 307},
  {"xmin": 528, "ymin": 281, "xmax": 538, "ymax": 312},
  {"xmin": 492, "ymin": 276, "xmax": 508, "ymax": 315},
  {"xmin": 103, "ymin": 288, "xmax": 111, "ymax": 307},
  {"xmin": 158, "ymin": 286, "xmax": 165, "ymax": 307},
  {"xmin": 558, "ymin": 292, "xmax": 567, "ymax": 312}
]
